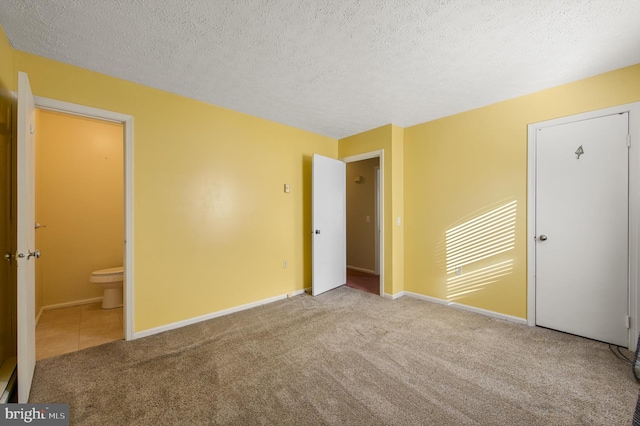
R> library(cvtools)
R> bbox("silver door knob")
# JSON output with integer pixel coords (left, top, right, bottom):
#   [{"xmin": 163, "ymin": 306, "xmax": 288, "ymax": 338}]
[{"xmin": 538, "ymin": 235, "xmax": 548, "ymax": 241}]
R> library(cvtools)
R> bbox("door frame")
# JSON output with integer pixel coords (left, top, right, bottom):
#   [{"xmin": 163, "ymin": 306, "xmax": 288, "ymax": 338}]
[
  {"xmin": 374, "ymin": 165, "xmax": 381, "ymax": 275},
  {"xmin": 341, "ymin": 150, "xmax": 384, "ymax": 296},
  {"xmin": 34, "ymin": 96, "xmax": 135, "ymax": 341},
  {"xmin": 527, "ymin": 102, "xmax": 640, "ymax": 349}
]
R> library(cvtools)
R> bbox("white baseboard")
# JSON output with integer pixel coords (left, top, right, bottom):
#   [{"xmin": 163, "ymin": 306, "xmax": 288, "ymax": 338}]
[
  {"xmin": 347, "ymin": 265, "xmax": 378, "ymax": 275},
  {"xmin": 0, "ymin": 356, "xmax": 16, "ymax": 404},
  {"xmin": 134, "ymin": 290, "xmax": 307, "ymax": 339},
  {"xmin": 42, "ymin": 297, "xmax": 103, "ymax": 312},
  {"xmin": 287, "ymin": 289, "xmax": 306, "ymax": 298},
  {"xmin": 35, "ymin": 307, "xmax": 43, "ymax": 326},
  {"xmin": 404, "ymin": 291, "xmax": 527, "ymax": 325},
  {"xmin": 383, "ymin": 291, "xmax": 405, "ymax": 300}
]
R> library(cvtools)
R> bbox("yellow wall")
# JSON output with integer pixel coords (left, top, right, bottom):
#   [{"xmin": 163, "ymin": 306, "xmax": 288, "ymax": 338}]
[
  {"xmin": 5, "ymin": 19, "xmax": 639, "ymax": 332},
  {"xmin": 13, "ymin": 51, "xmax": 337, "ymax": 332},
  {"xmin": 35, "ymin": 109, "xmax": 124, "ymax": 307},
  {"xmin": 346, "ymin": 158, "xmax": 379, "ymax": 272},
  {"xmin": 0, "ymin": 25, "xmax": 15, "ymax": 365},
  {"xmin": 404, "ymin": 63, "xmax": 640, "ymax": 319},
  {"xmin": 339, "ymin": 124, "xmax": 404, "ymax": 295}
]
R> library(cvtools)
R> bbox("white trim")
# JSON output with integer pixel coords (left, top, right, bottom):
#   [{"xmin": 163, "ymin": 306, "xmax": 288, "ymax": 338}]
[
  {"xmin": 527, "ymin": 102, "xmax": 640, "ymax": 349},
  {"xmin": 346, "ymin": 265, "xmax": 377, "ymax": 275},
  {"xmin": 134, "ymin": 291, "xmax": 299, "ymax": 339},
  {"xmin": 527, "ymin": 121, "xmax": 537, "ymax": 328},
  {"xmin": 287, "ymin": 289, "xmax": 306, "ymax": 298},
  {"xmin": 341, "ymin": 150, "xmax": 384, "ymax": 297},
  {"xmin": 0, "ymin": 356, "xmax": 16, "ymax": 404},
  {"xmin": 631, "ymin": 103, "xmax": 640, "ymax": 351},
  {"xmin": 123, "ymin": 113, "xmax": 134, "ymax": 342},
  {"xmin": 374, "ymin": 166, "xmax": 381, "ymax": 275},
  {"xmin": 404, "ymin": 291, "xmax": 527, "ymax": 325},
  {"xmin": 341, "ymin": 151, "xmax": 383, "ymax": 163},
  {"xmin": 0, "ymin": 372, "xmax": 15, "ymax": 404},
  {"xmin": 35, "ymin": 307, "xmax": 43, "ymax": 326},
  {"xmin": 383, "ymin": 291, "xmax": 405, "ymax": 300},
  {"xmin": 34, "ymin": 97, "xmax": 130, "ymax": 123},
  {"xmin": 34, "ymin": 96, "xmax": 135, "ymax": 341},
  {"xmin": 41, "ymin": 297, "xmax": 103, "ymax": 311}
]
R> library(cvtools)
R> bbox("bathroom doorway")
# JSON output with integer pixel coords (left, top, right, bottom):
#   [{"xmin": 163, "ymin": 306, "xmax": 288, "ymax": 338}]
[{"xmin": 34, "ymin": 108, "xmax": 125, "ymax": 359}]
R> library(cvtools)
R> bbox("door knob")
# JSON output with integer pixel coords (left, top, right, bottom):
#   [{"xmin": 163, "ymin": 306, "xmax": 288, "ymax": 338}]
[
  {"xmin": 538, "ymin": 235, "xmax": 548, "ymax": 241},
  {"xmin": 315, "ymin": 230, "xmax": 321, "ymax": 234}
]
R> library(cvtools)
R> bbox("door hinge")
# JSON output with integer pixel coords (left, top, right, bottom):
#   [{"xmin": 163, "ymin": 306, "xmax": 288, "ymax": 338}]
[
  {"xmin": 627, "ymin": 134, "xmax": 631, "ymax": 147},
  {"xmin": 626, "ymin": 315, "xmax": 631, "ymax": 329}
]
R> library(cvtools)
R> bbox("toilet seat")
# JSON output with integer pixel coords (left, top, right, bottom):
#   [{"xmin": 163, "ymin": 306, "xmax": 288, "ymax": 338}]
[{"xmin": 90, "ymin": 266, "xmax": 124, "ymax": 283}]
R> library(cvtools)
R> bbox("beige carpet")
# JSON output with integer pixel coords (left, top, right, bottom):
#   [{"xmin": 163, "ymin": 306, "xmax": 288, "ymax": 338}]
[{"xmin": 30, "ymin": 287, "xmax": 638, "ymax": 425}]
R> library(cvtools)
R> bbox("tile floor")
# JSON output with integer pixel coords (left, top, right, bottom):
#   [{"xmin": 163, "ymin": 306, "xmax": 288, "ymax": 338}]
[{"xmin": 36, "ymin": 302, "xmax": 123, "ymax": 360}]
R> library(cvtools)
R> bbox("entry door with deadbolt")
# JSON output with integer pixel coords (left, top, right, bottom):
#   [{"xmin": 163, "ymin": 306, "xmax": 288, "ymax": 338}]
[{"xmin": 536, "ymin": 113, "xmax": 629, "ymax": 346}]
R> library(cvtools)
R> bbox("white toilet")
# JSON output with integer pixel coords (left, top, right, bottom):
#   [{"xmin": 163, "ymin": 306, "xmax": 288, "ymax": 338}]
[{"xmin": 90, "ymin": 266, "xmax": 124, "ymax": 309}]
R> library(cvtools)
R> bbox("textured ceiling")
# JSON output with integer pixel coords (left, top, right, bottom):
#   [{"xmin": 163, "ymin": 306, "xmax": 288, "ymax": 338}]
[{"xmin": 1, "ymin": 1, "xmax": 639, "ymax": 139}]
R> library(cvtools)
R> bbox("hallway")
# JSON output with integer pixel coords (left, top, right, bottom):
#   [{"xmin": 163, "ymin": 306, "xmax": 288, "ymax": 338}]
[{"xmin": 345, "ymin": 269, "xmax": 380, "ymax": 296}]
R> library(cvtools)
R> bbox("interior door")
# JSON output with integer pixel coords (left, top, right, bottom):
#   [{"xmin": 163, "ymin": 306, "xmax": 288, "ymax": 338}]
[
  {"xmin": 536, "ymin": 113, "xmax": 629, "ymax": 346},
  {"xmin": 312, "ymin": 154, "xmax": 346, "ymax": 296},
  {"xmin": 16, "ymin": 72, "xmax": 37, "ymax": 402}
]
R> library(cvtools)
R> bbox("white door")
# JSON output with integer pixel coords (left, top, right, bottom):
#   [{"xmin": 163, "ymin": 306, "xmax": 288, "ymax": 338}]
[
  {"xmin": 536, "ymin": 113, "xmax": 629, "ymax": 346},
  {"xmin": 16, "ymin": 72, "xmax": 37, "ymax": 402},
  {"xmin": 312, "ymin": 154, "xmax": 346, "ymax": 296}
]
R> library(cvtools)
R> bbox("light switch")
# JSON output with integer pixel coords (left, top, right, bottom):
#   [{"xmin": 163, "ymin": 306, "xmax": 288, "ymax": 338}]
[
  {"xmin": 397, "ymin": 217, "xmax": 401, "ymax": 226},
  {"xmin": 366, "ymin": 215, "xmax": 370, "ymax": 223},
  {"xmin": 284, "ymin": 184, "xmax": 290, "ymax": 193}
]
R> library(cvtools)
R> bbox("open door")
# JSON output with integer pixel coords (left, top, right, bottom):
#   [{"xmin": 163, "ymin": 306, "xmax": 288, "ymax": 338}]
[
  {"xmin": 16, "ymin": 72, "xmax": 37, "ymax": 402},
  {"xmin": 312, "ymin": 154, "xmax": 346, "ymax": 296}
]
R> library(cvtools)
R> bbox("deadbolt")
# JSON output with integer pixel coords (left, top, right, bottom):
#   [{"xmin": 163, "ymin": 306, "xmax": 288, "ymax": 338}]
[{"xmin": 17, "ymin": 250, "xmax": 41, "ymax": 259}]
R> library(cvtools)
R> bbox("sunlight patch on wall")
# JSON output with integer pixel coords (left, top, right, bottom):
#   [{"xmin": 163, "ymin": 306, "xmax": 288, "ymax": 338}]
[
  {"xmin": 445, "ymin": 200, "xmax": 517, "ymax": 300},
  {"xmin": 445, "ymin": 200, "xmax": 517, "ymax": 273},
  {"xmin": 447, "ymin": 260, "xmax": 513, "ymax": 300}
]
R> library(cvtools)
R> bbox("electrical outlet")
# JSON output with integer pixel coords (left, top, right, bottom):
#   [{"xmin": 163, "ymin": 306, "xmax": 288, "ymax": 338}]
[
  {"xmin": 455, "ymin": 266, "xmax": 462, "ymax": 276},
  {"xmin": 283, "ymin": 260, "xmax": 288, "ymax": 269}
]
